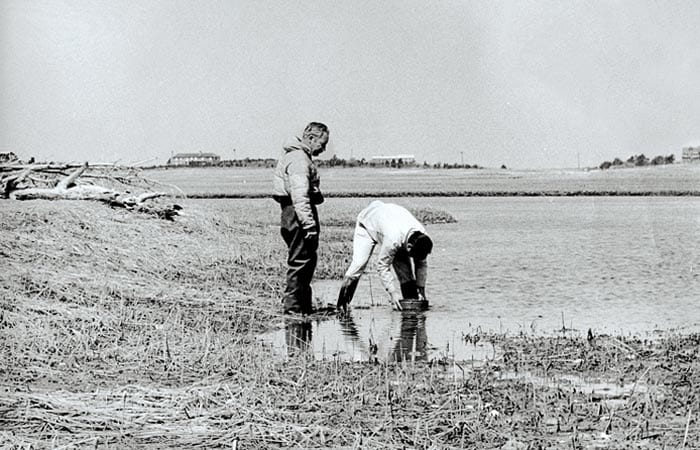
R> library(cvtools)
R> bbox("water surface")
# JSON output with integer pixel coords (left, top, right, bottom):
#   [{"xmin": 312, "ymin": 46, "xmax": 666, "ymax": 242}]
[{"xmin": 259, "ymin": 197, "xmax": 700, "ymax": 361}]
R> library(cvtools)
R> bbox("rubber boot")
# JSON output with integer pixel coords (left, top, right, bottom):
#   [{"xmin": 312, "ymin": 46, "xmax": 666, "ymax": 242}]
[{"xmin": 337, "ymin": 277, "xmax": 360, "ymax": 314}]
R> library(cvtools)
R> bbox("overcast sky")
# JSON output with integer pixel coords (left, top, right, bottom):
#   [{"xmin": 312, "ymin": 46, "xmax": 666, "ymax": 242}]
[{"xmin": 2, "ymin": 0, "xmax": 699, "ymax": 169}]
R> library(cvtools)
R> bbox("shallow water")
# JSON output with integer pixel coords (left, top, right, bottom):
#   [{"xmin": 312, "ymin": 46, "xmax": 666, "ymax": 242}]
[
  {"xmin": 259, "ymin": 280, "xmax": 502, "ymax": 364},
  {"xmin": 259, "ymin": 196, "xmax": 700, "ymax": 361}
]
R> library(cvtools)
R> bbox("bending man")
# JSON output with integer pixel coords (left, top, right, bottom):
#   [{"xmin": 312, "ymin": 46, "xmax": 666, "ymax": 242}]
[{"xmin": 337, "ymin": 200, "xmax": 433, "ymax": 312}]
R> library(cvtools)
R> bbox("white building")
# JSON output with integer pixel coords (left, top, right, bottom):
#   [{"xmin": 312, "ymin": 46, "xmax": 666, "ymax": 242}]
[
  {"xmin": 682, "ymin": 146, "xmax": 700, "ymax": 163},
  {"xmin": 168, "ymin": 152, "xmax": 220, "ymax": 166}
]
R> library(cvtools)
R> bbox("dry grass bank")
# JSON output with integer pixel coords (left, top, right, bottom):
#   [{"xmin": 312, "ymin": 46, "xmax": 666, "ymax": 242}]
[{"xmin": 2, "ymin": 199, "xmax": 700, "ymax": 449}]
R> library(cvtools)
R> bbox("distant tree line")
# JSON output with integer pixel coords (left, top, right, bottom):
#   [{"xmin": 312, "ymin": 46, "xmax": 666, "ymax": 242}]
[
  {"xmin": 1, "ymin": 152, "xmax": 36, "ymax": 164},
  {"xmin": 316, "ymin": 155, "xmax": 480, "ymax": 169},
  {"xmin": 159, "ymin": 156, "xmax": 482, "ymax": 170},
  {"xmin": 599, "ymin": 154, "xmax": 675, "ymax": 170},
  {"xmin": 0, "ymin": 152, "xmax": 19, "ymax": 163},
  {"xmin": 218, "ymin": 158, "xmax": 277, "ymax": 168}
]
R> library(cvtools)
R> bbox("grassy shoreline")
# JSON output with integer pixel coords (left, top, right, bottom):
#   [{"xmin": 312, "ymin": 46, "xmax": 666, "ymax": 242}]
[
  {"xmin": 177, "ymin": 190, "xmax": 700, "ymax": 199},
  {"xmin": 2, "ymin": 199, "xmax": 700, "ymax": 448}
]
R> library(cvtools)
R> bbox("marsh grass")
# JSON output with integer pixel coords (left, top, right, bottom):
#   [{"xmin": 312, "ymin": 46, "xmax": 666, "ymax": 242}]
[
  {"xmin": 146, "ymin": 165, "xmax": 700, "ymax": 198},
  {"xmin": 2, "ymin": 199, "xmax": 700, "ymax": 448},
  {"xmin": 321, "ymin": 206, "xmax": 457, "ymax": 228}
]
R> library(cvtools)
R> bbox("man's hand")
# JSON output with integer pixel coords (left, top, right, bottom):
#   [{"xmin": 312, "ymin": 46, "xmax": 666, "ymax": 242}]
[
  {"xmin": 390, "ymin": 292, "xmax": 403, "ymax": 311},
  {"xmin": 417, "ymin": 286, "xmax": 427, "ymax": 301}
]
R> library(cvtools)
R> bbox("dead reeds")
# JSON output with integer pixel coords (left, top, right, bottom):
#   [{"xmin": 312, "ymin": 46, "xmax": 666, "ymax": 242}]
[{"xmin": 2, "ymin": 199, "xmax": 700, "ymax": 448}]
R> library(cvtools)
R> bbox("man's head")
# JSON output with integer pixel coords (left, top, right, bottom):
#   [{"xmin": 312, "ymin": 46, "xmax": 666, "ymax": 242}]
[
  {"xmin": 301, "ymin": 122, "xmax": 329, "ymax": 157},
  {"xmin": 407, "ymin": 231, "xmax": 433, "ymax": 260}
]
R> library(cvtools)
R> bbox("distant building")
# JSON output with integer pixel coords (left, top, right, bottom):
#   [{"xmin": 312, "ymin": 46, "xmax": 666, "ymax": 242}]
[
  {"xmin": 168, "ymin": 152, "xmax": 220, "ymax": 166},
  {"xmin": 370, "ymin": 154, "xmax": 416, "ymax": 165},
  {"xmin": 682, "ymin": 146, "xmax": 700, "ymax": 163}
]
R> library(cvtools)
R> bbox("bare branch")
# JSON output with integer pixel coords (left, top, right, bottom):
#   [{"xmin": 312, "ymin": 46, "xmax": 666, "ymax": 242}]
[{"xmin": 57, "ymin": 162, "xmax": 88, "ymax": 190}]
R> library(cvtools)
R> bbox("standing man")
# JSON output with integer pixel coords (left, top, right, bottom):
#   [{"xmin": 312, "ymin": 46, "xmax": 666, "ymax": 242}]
[
  {"xmin": 273, "ymin": 122, "xmax": 329, "ymax": 315},
  {"xmin": 337, "ymin": 200, "xmax": 433, "ymax": 312}
]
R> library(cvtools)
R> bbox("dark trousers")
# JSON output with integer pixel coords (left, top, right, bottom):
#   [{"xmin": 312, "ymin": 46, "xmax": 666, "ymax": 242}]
[{"xmin": 280, "ymin": 204, "xmax": 319, "ymax": 314}]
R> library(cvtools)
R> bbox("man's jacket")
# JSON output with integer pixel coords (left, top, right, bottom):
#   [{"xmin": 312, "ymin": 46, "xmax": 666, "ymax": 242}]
[
  {"xmin": 357, "ymin": 201, "xmax": 428, "ymax": 296},
  {"xmin": 272, "ymin": 137, "xmax": 323, "ymax": 230}
]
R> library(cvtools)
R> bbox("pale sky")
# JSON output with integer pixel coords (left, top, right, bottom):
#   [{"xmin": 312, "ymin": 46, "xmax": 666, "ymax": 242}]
[{"xmin": 2, "ymin": 0, "xmax": 699, "ymax": 169}]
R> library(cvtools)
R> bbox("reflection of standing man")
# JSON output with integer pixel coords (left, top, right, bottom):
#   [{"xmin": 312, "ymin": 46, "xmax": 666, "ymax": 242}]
[
  {"xmin": 337, "ymin": 201, "xmax": 433, "ymax": 311},
  {"xmin": 285, "ymin": 319, "xmax": 312, "ymax": 355},
  {"xmin": 273, "ymin": 122, "xmax": 329, "ymax": 315}
]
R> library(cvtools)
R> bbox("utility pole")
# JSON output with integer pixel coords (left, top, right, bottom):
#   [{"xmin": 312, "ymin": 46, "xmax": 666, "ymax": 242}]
[{"xmin": 460, "ymin": 151, "xmax": 464, "ymax": 166}]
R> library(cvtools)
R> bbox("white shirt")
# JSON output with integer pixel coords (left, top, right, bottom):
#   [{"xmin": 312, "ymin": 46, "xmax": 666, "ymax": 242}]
[{"xmin": 354, "ymin": 200, "xmax": 428, "ymax": 296}]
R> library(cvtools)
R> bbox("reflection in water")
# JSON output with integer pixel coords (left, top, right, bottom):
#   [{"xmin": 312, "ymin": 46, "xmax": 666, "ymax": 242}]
[
  {"xmin": 259, "ymin": 282, "xmax": 498, "ymax": 362},
  {"xmin": 284, "ymin": 318, "xmax": 312, "ymax": 355},
  {"xmin": 336, "ymin": 310, "xmax": 429, "ymax": 362},
  {"xmin": 260, "ymin": 306, "xmax": 494, "ymax": 362},
  {"xmin": 337, "ymin": 312, "xmax": 373, "ymax": 359},
  {"xmin": 338, "ymin": 313, "xmax": 360, "ymax": 339},
  {"xmin": 392, "ymin": 312, "xmax": 428, "ymax": 362}
]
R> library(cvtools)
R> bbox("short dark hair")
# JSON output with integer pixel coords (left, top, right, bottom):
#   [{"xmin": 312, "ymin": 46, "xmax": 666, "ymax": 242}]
[
  {"xmin": 303, "ymin": 122, "xmax": 329, "ymax": 138},
  {"xmin": 408, "ymin": 232, "xmax": 433, "ymax": 259}
]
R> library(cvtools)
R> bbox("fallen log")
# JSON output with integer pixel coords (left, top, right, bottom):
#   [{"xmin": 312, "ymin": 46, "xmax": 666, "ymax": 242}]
[
  {"xmin": 1, "ymin": 166, "xmax": 37, "ymax": 197},
  {"xmin": 56, "ymin": 161, "xmax": 88, "ymax": 189},
  {"xmin": 10, "ymin": 184, "xmax": 119, "ymax": 201},
  {"xmin": 2, "ymin": 161, "xmax": 180, "ymax": 219}
]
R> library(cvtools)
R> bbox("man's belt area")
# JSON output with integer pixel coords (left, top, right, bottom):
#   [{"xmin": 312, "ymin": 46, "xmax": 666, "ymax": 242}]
[
  {"xmin": 273, "ymin": 195, "xmax": 294, "ymax": 207},
  {"xmin": 273, "ymin": 194, "xmax": 324, "ymax": 207}
]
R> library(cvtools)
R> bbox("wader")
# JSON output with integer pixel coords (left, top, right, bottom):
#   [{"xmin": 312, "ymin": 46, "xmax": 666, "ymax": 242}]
[{"xmin": 279, "ymin": 201, "xmax": 319, "ymax": 314}]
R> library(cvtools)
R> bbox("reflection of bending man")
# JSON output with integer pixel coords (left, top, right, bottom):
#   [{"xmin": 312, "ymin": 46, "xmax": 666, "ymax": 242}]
[
  {"xmin": 337, "ymin": 201, "xmax": 433, "ymax": 312},
  {"xmin": 393, "ymin": 312, "xmax": 428, "ymax": 362}
]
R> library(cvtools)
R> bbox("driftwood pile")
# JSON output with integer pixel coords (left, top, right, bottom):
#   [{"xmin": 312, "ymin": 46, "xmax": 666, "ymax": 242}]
[{"xmin": 1, "ymin": 161, "xmax": 182, "ymax": 220}]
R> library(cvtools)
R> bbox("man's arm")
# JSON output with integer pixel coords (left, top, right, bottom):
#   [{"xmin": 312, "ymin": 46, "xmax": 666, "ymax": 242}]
[
  {"xmin": 286, "ymin": 158, "xmax": 317, "ymax": 232},
  {"xmin": 376, "ymin": 244, "xmax": 402, "ymax": 310},
  {"xmin": 414, "ymin": 257, "xmax": 428, "ymax": 300}
]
